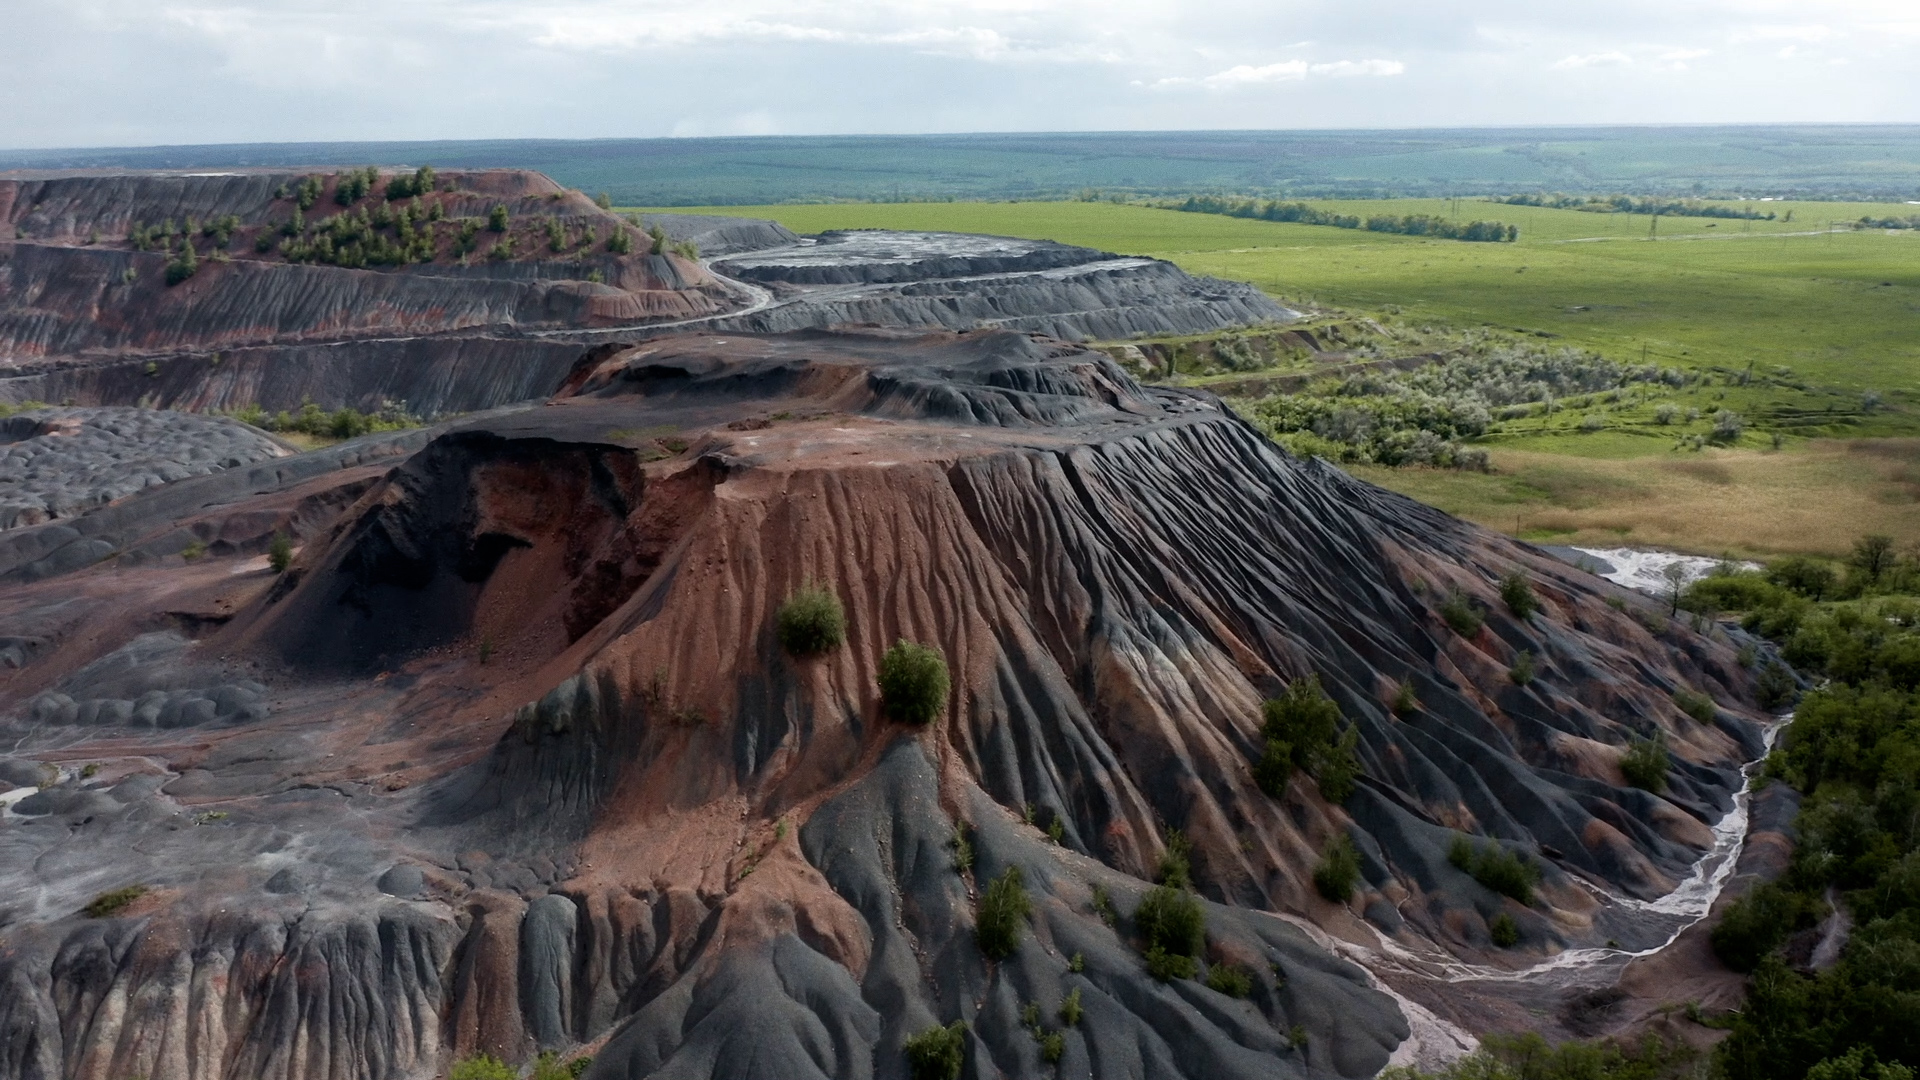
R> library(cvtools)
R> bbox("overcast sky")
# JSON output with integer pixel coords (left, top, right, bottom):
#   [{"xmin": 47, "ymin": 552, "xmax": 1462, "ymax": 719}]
[{"xmin": 2, "ymin": 0, "xmax": 1915, "ymax": 149}]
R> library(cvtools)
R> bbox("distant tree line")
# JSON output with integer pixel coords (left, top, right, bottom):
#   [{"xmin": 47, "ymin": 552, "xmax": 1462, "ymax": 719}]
[
  {"xmin": 1499, "ymin": 193, "xmax": 1777, "ymax": 220},
  {"xmin": 1173, "ymin": 196, "xmax": 1517, "ymax": 242}
]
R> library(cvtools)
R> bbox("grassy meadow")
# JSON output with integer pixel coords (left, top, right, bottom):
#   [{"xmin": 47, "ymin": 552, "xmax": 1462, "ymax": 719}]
[{"xmin": 637, "ymin": 198, "xmax": 1920, "ymax": 557}]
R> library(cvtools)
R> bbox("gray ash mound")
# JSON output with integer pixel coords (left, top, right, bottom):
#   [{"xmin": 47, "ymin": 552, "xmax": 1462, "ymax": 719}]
[
  {"xmin": 1, "ymin": 171, "xmax": 1286, "ymax": 417},
  {"xmin": 0, "ymin": 406, "xmax": 287, "ymax": 530},
  {"xmin": 0, "ymin": 328, "xmax": 1765, "ymax": 1080}
]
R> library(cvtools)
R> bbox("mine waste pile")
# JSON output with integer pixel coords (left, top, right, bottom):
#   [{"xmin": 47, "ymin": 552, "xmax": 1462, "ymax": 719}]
[{"xmin": 0, "ymin": 171, "xmax": 1771, "ymax": 1080}]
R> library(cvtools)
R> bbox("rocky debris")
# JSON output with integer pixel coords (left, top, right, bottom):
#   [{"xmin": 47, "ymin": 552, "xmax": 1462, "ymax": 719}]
[
  {"xmin": 25, "ymin": 631, "xmax": 268, "ymax": 728},
  {"xmin": 0, "ymin": 323, "xmax": 1769, "ymax": 1080},
  {"xmin": 0, "ymin": 406, "xmax": 286, "ymax": 530}
]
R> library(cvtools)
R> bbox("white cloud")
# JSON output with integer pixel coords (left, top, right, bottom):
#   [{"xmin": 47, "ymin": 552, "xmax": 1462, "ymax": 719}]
[
  {"xmin": 1151, "ymin": 56, "xmax": 1403, "ymax": 90},
  {"xmin": 0, "ymin": 0, "xmax": 1916, "ymax": 146},
  {"xmin": 1554, "ymin": 51, "xmax": 1634, "ymax": 69},
  {"xmin": 1310, "ymin": 59, "xmax": 1406, "ymax": 77}
]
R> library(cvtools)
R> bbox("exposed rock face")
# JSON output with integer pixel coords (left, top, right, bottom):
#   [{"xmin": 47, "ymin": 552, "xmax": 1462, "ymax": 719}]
[{"xmin": 0, "ymin": 328, "xmax": 1764, "ymax": 1080}]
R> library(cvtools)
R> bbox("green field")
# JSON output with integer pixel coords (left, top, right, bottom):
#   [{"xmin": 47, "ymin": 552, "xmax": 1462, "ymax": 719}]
[
  {"xmin": 644, "ymin": 198, "xmax": 1920, "ymax": 391},
  {"xmin": 638, "ymin": 197, "xmax": 1920, "ymax": 556}
]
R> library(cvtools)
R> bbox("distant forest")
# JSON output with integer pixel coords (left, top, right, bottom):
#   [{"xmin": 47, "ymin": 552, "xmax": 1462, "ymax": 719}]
[{"xmin": 4, "ymin": 126, "xmax": 1919, "ymax": 206}]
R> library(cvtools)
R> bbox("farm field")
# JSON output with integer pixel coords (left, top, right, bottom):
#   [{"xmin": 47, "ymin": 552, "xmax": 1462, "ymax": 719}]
[{"xmin": 644, "ymin": 198, "xmax": 1920, "ymax": 555}]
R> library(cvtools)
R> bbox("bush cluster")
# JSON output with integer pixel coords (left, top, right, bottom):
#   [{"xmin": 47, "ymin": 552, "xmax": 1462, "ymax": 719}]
[
  {"xmin": 1313, "ymin": 834, "xmax": 1362, "ymax": 902},
  {"xmin": 1135, "ymin": 883, "xmax": 1204, "ymax": 981},
  {"xmin": 975, "ymin": 866, "xmax": 1030, "ymax": 960},
  {"xmin": 1620, "ymin": 734, "xmax": 1670, "ymax": 793},
  {"xmin": 230, "ymin": 400, "xmax": 419, "ymax": 441},
  {"xmin": 878, "ymin": 640, "xmax": 949, "ymax": 724},
  {"xmin": 1448, "ymin": 837, "xmax": 1541, "ymax": 905},
  {"xmin": 776, "ymin": 585, "xmax": 845, "ymax": 655},
  {"xmin": 1252, "ymin": 674, "xmax": 1360, "ymax": 802},
  {"xmin": 905, "ymin": 1021, "xmax": 967, "ymax": 1080},
  {"xmin": 1241, "ymin": 337, "xmax": 1685, "ymax": 471}
]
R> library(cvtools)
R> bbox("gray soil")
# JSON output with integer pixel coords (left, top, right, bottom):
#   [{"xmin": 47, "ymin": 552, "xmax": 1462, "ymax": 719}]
[{"xmin": 0, "ymin": 407, "xmax": 286, "ymax": 530}]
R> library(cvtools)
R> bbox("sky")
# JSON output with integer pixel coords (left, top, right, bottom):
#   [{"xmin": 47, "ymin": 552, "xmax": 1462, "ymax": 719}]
[{"xmin": 1, "ymin": 0, "xmax": 1916, "ymax": 149}]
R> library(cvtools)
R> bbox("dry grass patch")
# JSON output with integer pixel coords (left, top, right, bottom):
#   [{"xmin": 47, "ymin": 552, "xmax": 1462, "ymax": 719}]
[{"xmin": 1353, "ymin": 438, "xmax": 1920, "ymax": 558}]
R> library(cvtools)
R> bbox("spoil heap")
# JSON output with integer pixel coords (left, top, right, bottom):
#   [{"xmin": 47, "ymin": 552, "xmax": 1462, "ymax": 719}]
[{"xmin": 0, "ymin": 328, "xmax": 1763, "ymax": 1080}]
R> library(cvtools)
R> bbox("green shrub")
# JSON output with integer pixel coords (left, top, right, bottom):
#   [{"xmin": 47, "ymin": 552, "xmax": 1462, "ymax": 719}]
[
  {"xmin": 1620, "ymin": 734, "xmax": 1670, "ymax": 793},
  {"xmin": 164, "ymin": 242, "xmax": 199, "ymax": 286},
  {"xmin": 1068, "ymin": 951, "xmax": 1084, "ymax": 974},
  {"xmin": 1040, "ymin": 1031, "xmax": 1064, "ymax": 1063},
  {"xmin": 950, "ymin": 822, "xmax": 973, "ymax": 873},
  {"xmin": 1710, "ymin": 881, "xmax": 1813, "ymax": 972},
  {"xmin": 1157, "ymin": 829, "xmax": 1192, "ymax": 888},
  {"xmin": 449, "ymin": 1055, "xmax": 515, "ymax": 1080},
  {"xmin": 606, "ymin": 227, "xmax": 633, "ymax": 254},
  {"xmin": 1256, "ymin": 674, "xmax": 1360, "ymax": 801},
  {"xmin": 268, "ymin": 532, "xmax": 293, "ymax": 573},
  {"xmin": 1145, "ymin": 944, "xmax": 1198, "ymax": 981},
  {"xmin": 879, "ymin": 640, "xmax": 949, "ymax": 724},
  {"xmin": 1673, "ymin": 688, "xmax": 1716, "ymax": 724},
  {"xmin": 1392, "ymin": 679, "xmax": 1420, "ymax": 716},
  {"xmin": 776, "ymin": 585, "xmax": 846, "ymax": 655},
  {"xmin": 488, "ymin": 204, "xmax": 510, "ymax": 232},
  {"xmin": 1449, "ymin": 837, "xmax": 1540, "ymax": 904},
  {"xmin": 1501, "ymin": 571, "xmax": 1539, "ymax": 619},
  {"xmin": 1090, "ymin": 883, "xmax": 1115, "ymax": 925},
  {"xmin": 1489, "ymin": 912, "xmax": 1520, "ymax": 947},
  {"xmin": 530, "ymin": 1052, "xmax": 589, "ymax": 1080},
  {"xmin": 1508, "ymin": 650, "xmax": 1537, "ymax": 686},
  {"xmin": 1059, "ymin": 986, "xmax": 1083, "ymax": 1025},
  {"xmin": 1205, "ymin": 963, "xmax": 1253, "ymax": 998},
  {"xmin": 83, "ymin": 885, "xmax": 149, "ymax": 918},
  {"xmin": 904, "ymin": 1022, "xmax": 966, "ymax": 1080},
  {"xmin": 976, "ymin": 866, "xmax": 1030, "ymax": 960},
  {"xmin": 1440, "ymin": 588, "xmax": 1485, "ymax": 637},
  {"xmin": 1769, "ymin": 556, "xmax": 1837, "ymax": 600},
  {"xmin": 1135, "ymin": 884, "xmax": 1204, "ymax": 958},
  {"xmin": 1313, "ymin": 835, "xmax": 1362, "ymax": 902}
]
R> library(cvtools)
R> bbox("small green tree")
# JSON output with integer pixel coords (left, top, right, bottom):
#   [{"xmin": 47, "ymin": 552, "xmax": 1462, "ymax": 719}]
[
  {"xmin": 1850, "ymin": 534, "xmax": 1896, "ymax": 583},
  {"xmin": 1672, "ymin": 688, "xmax": 1715, "ymax": 724},
  {"xmin": 1508, "ymin": 650, "xmax": 1537, "ymax": 686},
  {"xmin": 1134, "ymin": 884, "xmax": 1204, "ymax": 962},
  {"xmin": 904, "ymin": 1021, "xmax": 966, "ymax": 1080},
  {"xmin": 165, "ymin": 241, "xmax": 199, "ymax": 286},
  {"xmin": 488, "ymin": 204, "xmax": 510, "ymax": 232},
  {"xmin": 1620, "ymin": 733, "xmax": 1670, "ymax": 793},
  {"xmin": 1489, "ymin": 912, "xmax": 1520, "ymax": 948},
  {"xmin": 976, "ymin": 866, "xmax": 1030, "ymax": 960},
  {"xmin": 606, "ymin": 227, "xmax": 633, "ymax": 255},
  {"xmin": 1256, "ymin": 674, "xmax": 1359, "ymax": 801},
  {"xmin": 268, "ymin": 532, "xmax": 293, "ymax": 573},
  {"xmin": 878, "ymin": 640, "xmax": 948, "ymax": 724},
  {"xmin": 594, "ymin": 191, "xmax": 613, "ymax": 209},
  {"xmin": 1440, "ymin": 588, "xmax": 1484, "ymax": 636},
  {"xmin": 1500, "ymin": 571, "xmax": 1539, "ymax": 619},
  {"xmin": 1205, "ymin": 963, "xmax": 1253, "ymax": 997},
  {"xmin": 648, "ymin": 223, "xmax": 668, "ymax": 255},
  {"xmin": 777, "ymin": 585, "xmax": 846, "ymax": 654},
  {"xmin": 1312, "ymin": 835, "xmax": 1361, "ymax": 902}
]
